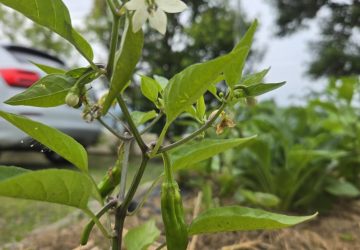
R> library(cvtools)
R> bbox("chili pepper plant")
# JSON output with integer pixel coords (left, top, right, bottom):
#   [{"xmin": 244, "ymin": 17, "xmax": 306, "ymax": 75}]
[{"xmin": 0, "ymin": 0, "xmax": 317, "ymax": 249}]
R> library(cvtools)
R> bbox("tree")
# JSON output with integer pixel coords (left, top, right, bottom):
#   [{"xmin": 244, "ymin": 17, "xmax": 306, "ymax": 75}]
[{"xmin": 271, "ymin": 0, "xmax": 360, "ymax": 78}]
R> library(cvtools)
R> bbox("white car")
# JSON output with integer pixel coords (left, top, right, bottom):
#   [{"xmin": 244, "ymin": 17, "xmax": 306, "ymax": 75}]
[{"xmin": 0, "ymin": 45, "xmax": 102, "ymax": 163}]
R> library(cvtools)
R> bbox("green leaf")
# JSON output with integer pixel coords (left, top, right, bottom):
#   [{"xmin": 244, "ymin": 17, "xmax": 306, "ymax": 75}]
[
  {"xmin": 241, "ymin": 68, "xmax": 270, "ymax": 86},
  {"xmin": 238, "ymin": 189, "xmax": 280, "ymax": 208},
  {"xmin": 245, "ymin": 82, "xmax": 286, "ymax": 97},
  {"xmin": 224, "ymin": 20, "xmax": 258, "ymax": 87},
  {"xmin": 140, "ymin": 76, "xmax": 160, "ymax": 102},
  {"xmin": 0, "ymin": 0, "xmax": 93, "ymax": 61},
  {"xmin": 188, "ymin": 206, "xmax": 317, "ymax": 235},
  {"xmin": 124, "ymin": 219, "xmax": 160, "ymax": 250},
  {"xmin": 0, "ymin": 111, "xmax": 88, "ymax": 172},
  {"xmin": 66, "ymin": 67, "xmax": 90, "ymax": 78},
  {"xmin": 32, "ymin": 62, "xmax": 66, "ymax": 74},
  {"xmin": 5, "ymin": 74, "xmax": 75, "ymax": 107},
  {"xmin": 196, "ymin": 96, "xmax": 206, "ymax": 121},
  {"xmin": 326, "ymin": 179, "xmax": 360, "ymax": 198},
  {"xmin": 103, "ymin": 16, "xmax": 144, "ymax": 114},
  {"xmin": 164, "ymin": 50, "xmax": 244, "ymax": 123},
  {"xmin": 153, "ymin": 75, "xmax": 169, "ymax": 90},
  {"xmin": 130, "ymin": 110, "xmax": 157, "ymax": 127},
  {"xmin": 170, "ymin": 136, "xmax": 256, "ymax": 171},
  {"xmin": 0, "ymin": 166, "xmax": 29, "ymax": 181},
  {"xmin": 0, "ymin": 168, "xmax": 92, "ymax": 208}
]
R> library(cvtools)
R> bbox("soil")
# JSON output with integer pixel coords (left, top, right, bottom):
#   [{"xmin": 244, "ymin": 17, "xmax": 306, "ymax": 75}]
[{"xmin": 2, "ymin": 196, "xmax": 360, "ymax": 250}]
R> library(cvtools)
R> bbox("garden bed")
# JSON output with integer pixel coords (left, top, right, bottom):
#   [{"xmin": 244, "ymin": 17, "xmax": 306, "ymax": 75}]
[{"xmin": 3, "ymin": 194, "xmax": 360, "ymax": 250}]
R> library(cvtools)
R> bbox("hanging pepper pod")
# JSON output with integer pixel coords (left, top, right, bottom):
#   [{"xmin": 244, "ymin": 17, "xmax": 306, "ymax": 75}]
[
  {"xmin": 161, "ymin": 152, "xmax": 188, "ymax": 250},
  {"xmin": 97, "ymin": 143, "xmax": 124, "ymax": 198}
]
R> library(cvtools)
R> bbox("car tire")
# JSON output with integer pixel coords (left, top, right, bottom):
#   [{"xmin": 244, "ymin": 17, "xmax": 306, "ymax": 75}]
[{"xmin": 44, "ymin": 151, "xmax": 67, "ymax": 164}]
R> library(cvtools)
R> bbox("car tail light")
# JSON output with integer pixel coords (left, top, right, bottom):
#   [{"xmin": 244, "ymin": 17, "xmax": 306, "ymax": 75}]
[{"xmin": 0, "ymin": 68, "xmax": 40, "ymax": 87}]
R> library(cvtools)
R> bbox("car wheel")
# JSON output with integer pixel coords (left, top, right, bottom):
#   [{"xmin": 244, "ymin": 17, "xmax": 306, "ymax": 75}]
[{"xmin": 44, "ymin": 151, "xmax": 67, "ymax": 164}]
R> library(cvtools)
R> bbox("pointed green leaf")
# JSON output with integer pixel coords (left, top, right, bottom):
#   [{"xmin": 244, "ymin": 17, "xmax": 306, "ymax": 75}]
[
  {"xmin": 153, "ymin": 75, "xmax": 169, "ymax": 90},
  {"xmin": 0, "ymin": 0, "xmax": 93, "ymax": 61},
  {"xmin": 241, "ymin": 68, "xmax": 270, "ymax": 86},
  {"xmin": 140, "ymin": 76, "xmax": 160, "ymax": 102},
  {"xmin": 130, "ymin": 110, "xmax": 157, "ymax": 127},
  {"xmin": 5, "ymin": 74, "xmax": 76, "ymax": 107},
  {"xmin": 124, "ymin": 219, "xmax": 160, "ymax": 250},
  {"xmin": 0, "ymin": 166, "xmax": 29, "ymax": 181},
  {"xmin": 0, "ymin": 111, "xmax": 88, "ymax": 172},
  {"xmin": 196, "ymin": 96, "xmax": 206, "ymax": 121},
  {"xmin": 164, "ymin": 50, "xmax": 244, "ymax": 123},
  {"xmin": 188, "ymin": 206, "xmax": 317, "ymax": 235},
  {"xmin": 103, "ymin": 16, "xmax": 144, "ymax": 114},
  {"xmin": 224, "ymin": 20, "xmax": 258, "ymax": 87},
  {"xmin": 170, "ymin": 136, "xmax": 256, "ymax": 171},
  {"xmin": 0, "ymin": 168, "xmax": 92, "ymax": 208},
  {"xmin": 32, "ymin": 62, "xmax": 66, "ymax": 74},
  {"xmin": 245, "ymin": 82, "xmax": 286, "ymax": 97}
]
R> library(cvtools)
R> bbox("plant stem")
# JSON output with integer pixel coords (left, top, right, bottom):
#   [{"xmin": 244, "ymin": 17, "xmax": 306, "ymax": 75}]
[
  {"xmin": 140, "ymin": 112, "xmax": 164, "ymax": 135},
  {"xmin": 112, "ymin": 155, "xmax": 150, "ymax": 249},
  {"xmin": 81, "ymin": 200, "xmax": 117, "ymax": 245},
  {"xmin": 159, "ymin": 102, "xmax": 226, "ymax": 153},
  {"xmin": 82, "ymin": 208, "xmax": 112, "ymax": 240},
  {"xmin": 107, "ymin": 14, "xmax": 121, "ymax": 78},
  {"xmin": 116, "ymin": 95, "xmax": 148, "ymax": 152},
  {"xmin": 119, "ymin": 139, "xmax": 132, "ymax": 201},
  {"xmin": 106, "ymin": 0, "xmax": 118, "ymax": 15}
]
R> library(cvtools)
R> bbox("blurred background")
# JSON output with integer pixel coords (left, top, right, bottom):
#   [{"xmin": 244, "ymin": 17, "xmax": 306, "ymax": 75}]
[{"xmin": 0, "ymin": 0, "xmax": 359, "ymax": 249}]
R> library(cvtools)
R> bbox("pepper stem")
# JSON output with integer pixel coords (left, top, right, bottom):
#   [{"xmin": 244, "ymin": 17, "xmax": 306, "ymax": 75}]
[{"xmin": 162, "ymin": 152, "xmax": 174, "ymax": 182}]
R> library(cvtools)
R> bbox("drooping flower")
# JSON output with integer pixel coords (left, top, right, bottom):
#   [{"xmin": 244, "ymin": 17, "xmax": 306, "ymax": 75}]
[{"xmin": 125, "ymin": 0, "xmax": 187, "ymax": 34}]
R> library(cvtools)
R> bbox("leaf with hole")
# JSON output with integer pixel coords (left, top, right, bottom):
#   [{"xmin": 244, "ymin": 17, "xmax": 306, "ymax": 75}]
[
  {"xmin": 188, "ymin": 206, "xmax": 317, "ymax": 235},
  {"xmin": 0, "ymin": 111, "xmax": 88, "ymax": 172}
]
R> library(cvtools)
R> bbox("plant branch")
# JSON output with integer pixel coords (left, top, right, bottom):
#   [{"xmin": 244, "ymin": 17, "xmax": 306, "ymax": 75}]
[
  {"xmin": 140, "ymin": 112, "xmax": 164, "ymax": 135},
  {"xmin": 113, "ymin": 155, "xmax": 150, "ymax": 249},
  {"xmin": 117, "ymin": 95, "xmax": 148, "ymax": 152},
  {"xmin": 82, "ymin": 208, "xmax": 112, "ymax": 241},
  {"xmin": 106, "ymin": 0, "xmax": 118, "ymax": 15},
  {"xmin": 81, "ymin": 200, "xmax": 118, "ymax": 245},
  {"xmin": 127, "ymin": 173, "xmax": 163, "ymax": 216},
  {"xmin": 159, "ymin": 102, "xmax": 227, "ymax": 153},
  {"xmin": 97, "ymin": 117, "xmax": 129, "ymax": 141},
  {"xmin": 118, "ymin": 139, "xmax": 132, "ymax": 201}
]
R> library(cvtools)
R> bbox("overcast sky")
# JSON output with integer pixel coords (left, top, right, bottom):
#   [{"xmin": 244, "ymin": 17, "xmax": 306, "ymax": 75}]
[{"xmin": 63, "ymin": 0, "xmax": 325, "ymax": 105}]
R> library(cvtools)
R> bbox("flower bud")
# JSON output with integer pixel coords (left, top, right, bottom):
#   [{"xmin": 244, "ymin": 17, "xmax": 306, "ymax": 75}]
[{"xmin": 65, "ymin": 92, "xmax": 80, "ymax": 107}]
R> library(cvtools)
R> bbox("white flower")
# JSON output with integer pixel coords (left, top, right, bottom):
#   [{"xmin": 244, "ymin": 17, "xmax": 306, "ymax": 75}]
[{"xmin": 125, "ymin": 0, "xmax": 187, "ymax": 35}]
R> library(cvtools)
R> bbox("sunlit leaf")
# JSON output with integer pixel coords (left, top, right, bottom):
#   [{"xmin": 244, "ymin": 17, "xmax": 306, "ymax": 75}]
[{"xmin": 224, "ymin": 20, "xmax": 258, "ymax": 87}]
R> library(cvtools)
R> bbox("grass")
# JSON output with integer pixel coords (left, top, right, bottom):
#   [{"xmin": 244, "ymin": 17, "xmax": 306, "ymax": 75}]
[{"xmin": 0, "ymin": 153, "xmax": 163, "ymax": 245}]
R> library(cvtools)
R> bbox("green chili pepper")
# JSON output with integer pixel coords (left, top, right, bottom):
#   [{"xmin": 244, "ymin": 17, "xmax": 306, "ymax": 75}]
[
  {"xmin": 97, "ymin": 143, "xmax": 124, "ymax": 198},
  {"xmin": 161, "ymin": 152, "xmax": 188, "ymax": 250}
]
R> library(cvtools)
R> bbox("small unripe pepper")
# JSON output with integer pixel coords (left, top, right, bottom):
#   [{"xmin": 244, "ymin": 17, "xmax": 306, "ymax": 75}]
[
  {"xmin": 161, "ymin": 152, "xmax": 188, "ymax": 250},
  {"xmin": 97, "ymin": 143, "xmax": 124, "ymax": 198}
]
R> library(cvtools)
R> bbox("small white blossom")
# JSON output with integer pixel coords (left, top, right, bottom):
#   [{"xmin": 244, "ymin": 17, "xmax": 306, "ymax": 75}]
[{"xmin": 125, "ymin": 0, "xmax": 187, "ymax": 34}]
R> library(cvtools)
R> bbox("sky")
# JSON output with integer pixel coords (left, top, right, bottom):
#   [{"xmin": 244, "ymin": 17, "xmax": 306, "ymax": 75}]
[{"xmin": 62, "ymin": 0, "xmax": 325, "ymax": 105}]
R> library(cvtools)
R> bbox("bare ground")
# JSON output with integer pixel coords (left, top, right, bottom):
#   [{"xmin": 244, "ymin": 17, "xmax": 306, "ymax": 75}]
[{"xmin": 2, "ymin": 196, "xmax": 360, "ymax": 250}]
